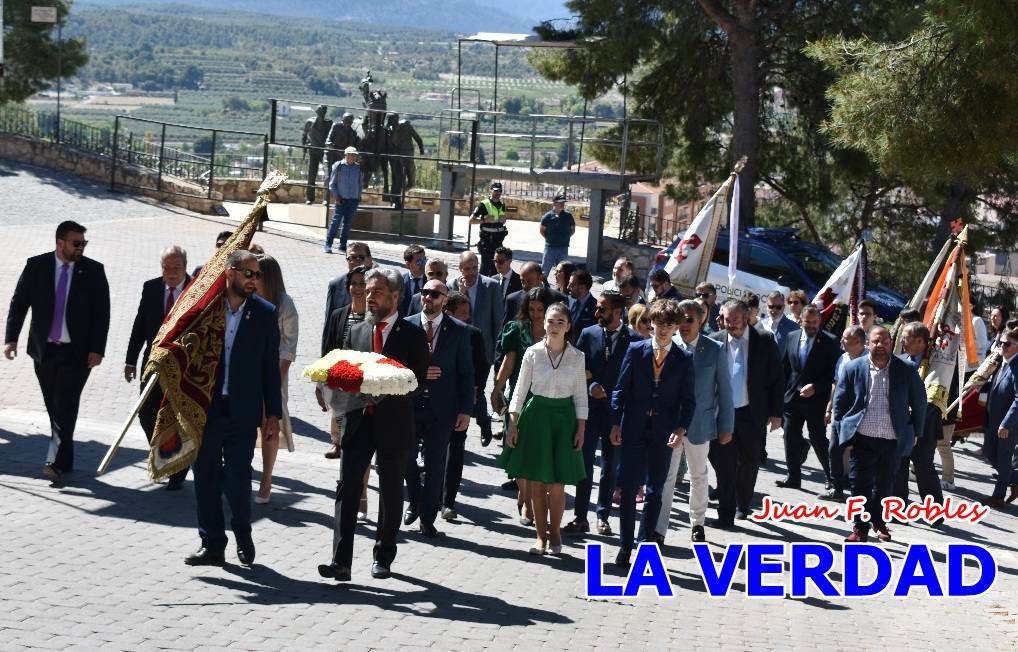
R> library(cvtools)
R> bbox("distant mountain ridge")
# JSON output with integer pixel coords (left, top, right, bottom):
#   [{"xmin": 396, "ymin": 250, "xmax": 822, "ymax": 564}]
[{"xmin": 72, "ymin": 0, "xmax": 564, "ymax": 34}]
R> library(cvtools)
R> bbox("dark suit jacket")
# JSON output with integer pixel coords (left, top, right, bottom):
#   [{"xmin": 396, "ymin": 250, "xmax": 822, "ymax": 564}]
[
  {"xmin": 611, "ymin": 340, "xmax": 696, "ymax": 440},
  {"xmin": 783, "ymin": 329, "xmax": 839, "ymax": 409},
  {"xmin": 322, "ymin": 304, "xmax": 354, "ymax": 355},
  {"xmin": 451, "ymin": 275, "xmax": 503, "ymax": 365},
  {"xmin": 213, "ymin": 295, "xmax": 282, "ymax": 431},
  {"xmin": 502, "ymin": 287, "xmax": 568, "ymax": 327},
  {"xmin": 496, "ymin": 269, "xmax": 523, "ymax": 298},
  {"xmin": 5, "ymin": 253, "xmax": 111, "ymax": 365},
  {"xmin": 985, "ymin": 356, "xmax": 1018, "ymax": 438},
  {"xmin": 399, "ymin": 272, "xmax": 426, "ymax": 317},
  {"xmin": 465, "ymin": 323, "xmax": 489, "ymax": 391},
  {"xmin": 126, "ymin": 275, "xmax": 190, "ymax": 369},
  {"xmin": 408, "ymin": 312, "xmax": 474, "ymax": 423},
  {"xmin": 344, "ymin": 317, "xmax": 429, "ymax": 453},
  {"xmin": 577, "ymin": 323, "xmax": 636, "ymax": 429},
  {"xmin": 834, "ymin": 354, "xmax": 926, "ymax": 459},
  {"xmin": 569, "ymin": 293, "xmax": 597, "ymax": 343},
  {"xmin": 324, "ymin": 271, "xmax": 352, "ymax": 342},
  {"xmin": 710, "ymin": 327, "xmax": 784, "ymax": 426}
]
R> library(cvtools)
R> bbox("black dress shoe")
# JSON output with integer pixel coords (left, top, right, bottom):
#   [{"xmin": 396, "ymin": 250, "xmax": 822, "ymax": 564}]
[
  {"xmin": 708, "ymin": 485, "xmax": 717, "ymax": 500},
  {"xmin": 691, "ymin": 525, "xmax": 706, "ymax": 542},
  {"xmin": 403, "ymin": 508, "xmax": 419, "ymax": 526},
  {"xmin": 614, "ymin": 547, "xmax": 632, "ymax": 568},
  {"xmin": 735, "ymin": 510, "xmax": 749, "ymax": 521},
  {"xmin": 648, "ymin": 532, "xmax": 665, "ymax": 546},
  {"xmin": 419, "ymin": 522, "xmax": 440, "ymax": 538},
  {"xmin": 562, "ymin": 519, "xmax": 589, "ymax": 535},
  {"xmin": 236, "ymin": 540, "xmax": 256, "ymax": 566},
  {"xmin": 712, "ymin": 518, "xmax": 734, "ymax": 530},
  {"xmin": 165, "ymin": 480, "xmax": 184, "ymax": 492},
  {"xmin": 318, "ymin": 563, "xmax": 351, "ymax": 581},
  {"xmin": 371, "ymin": 561, "xmax": 391, "ymax": 579},
  {"xmin": 776, "ymin": 478, "xmax": 802, "ymax": 489},
  {"xmin": 819, "ymin": 488, "xmax": 845, "ymax": 502},
  {"xmin": 185, "ymin": 547, "xmax": 225, "ymax": 566},
  {"xmin": 501, "ymin": 479, "xmax": 518, "ymax": 491},
  {"xmin": 480, "ymin": 429, "xmax": 493, "ymax": 447}
]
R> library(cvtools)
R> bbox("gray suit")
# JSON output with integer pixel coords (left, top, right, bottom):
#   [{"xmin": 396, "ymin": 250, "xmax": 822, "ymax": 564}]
[{"xmin": 451, "ymin": 275, "xmax": 503, "ymax": 365}]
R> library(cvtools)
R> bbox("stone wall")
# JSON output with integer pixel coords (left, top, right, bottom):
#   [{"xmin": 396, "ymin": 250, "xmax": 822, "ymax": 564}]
[
  {"xmin": 0, "ymin": 133, "xmax": 222, "ymax": 214},
  {"xmin": 599, "ymin": 235, "xmax": 662, "ymax": 277}
]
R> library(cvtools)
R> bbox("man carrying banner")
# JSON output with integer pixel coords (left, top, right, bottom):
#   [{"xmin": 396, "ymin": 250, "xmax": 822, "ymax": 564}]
[{"xmin": 186, "ymin": 251, "xmax": 281, "ymax": 566}]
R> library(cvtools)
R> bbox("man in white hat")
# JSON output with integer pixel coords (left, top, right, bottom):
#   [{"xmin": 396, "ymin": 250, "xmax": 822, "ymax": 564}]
[{"xmin": 326, "ymin": 146, "xmax": 363, "ymax": 254}]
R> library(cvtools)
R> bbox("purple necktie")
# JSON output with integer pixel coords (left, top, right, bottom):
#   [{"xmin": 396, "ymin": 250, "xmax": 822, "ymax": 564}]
[{"xmin": 49, "ymin": 263, "xmax": 70, "ymax": 342}]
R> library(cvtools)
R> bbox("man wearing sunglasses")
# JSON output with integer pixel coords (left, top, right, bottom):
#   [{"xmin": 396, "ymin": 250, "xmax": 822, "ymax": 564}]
[
  {"xmin": 323, "ymin": 242, "xmax": 374, "ymax": 345},
  {"xmin": 186, "ymin": 250, "xmax": 282, "ymax": 567},
  {"xmin": 5, "ymin": 221, "xmax": 110, "ymax": 482}
]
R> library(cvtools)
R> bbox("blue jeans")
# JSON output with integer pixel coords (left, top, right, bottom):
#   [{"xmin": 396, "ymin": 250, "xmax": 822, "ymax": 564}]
[
  {"xmin": 326, "ymin": 199, "xmax": 359, "ymax": 250},
  {"xmin": 541, "ymin": 245, "xmax": 569, "ymax": 277}
]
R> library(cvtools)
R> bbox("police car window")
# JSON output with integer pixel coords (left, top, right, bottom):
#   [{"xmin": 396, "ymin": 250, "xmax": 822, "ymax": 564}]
[
  {"xmin": 711, "ymin": 238, "xmax": 728, "ymax": 265},
  {"xmin": 780, "ymin": 243, "xmax": 839, "ymax": 286},
  {"xmin": 745, "ymin": 243, "xmax": 795, "ymax": 279}
]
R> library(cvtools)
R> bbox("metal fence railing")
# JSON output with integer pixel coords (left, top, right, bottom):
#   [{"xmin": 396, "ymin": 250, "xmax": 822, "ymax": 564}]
[{"xmin": 0, "ymin": 104, "xmax": 114, "ymax": 156}]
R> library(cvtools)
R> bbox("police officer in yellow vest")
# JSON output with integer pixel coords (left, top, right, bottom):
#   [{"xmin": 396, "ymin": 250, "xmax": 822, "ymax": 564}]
[{"xmin": 470, "ymin": 181, "xmax": 509, "ymax": 276}]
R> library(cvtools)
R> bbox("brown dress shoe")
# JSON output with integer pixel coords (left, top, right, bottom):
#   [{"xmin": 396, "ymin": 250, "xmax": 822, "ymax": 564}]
[
  {"xmin": 987, "ymin": 496, "xmax": 1006, "ymax": 509},
  {"xmin": 324, "ymin": 445, "xmax": 341, "ymax": 459},
  {"xmin": 1007, "ymin": 484, "xmax": 1018, "ymax": 504}
]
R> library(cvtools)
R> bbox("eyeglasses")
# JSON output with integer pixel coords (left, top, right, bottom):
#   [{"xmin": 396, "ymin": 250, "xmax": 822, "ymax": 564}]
[
  {"xmin": 420, "ymin": 289, "xmax": 447, "ymax": 299},
  {"xmin": 214, "ymin": 242, "xmax": 226, "ymax": 249},
  {"xmin": 696, "ymin": 292, "xmax": 713, "ymax": 299},
  {"xmin": 767, "ymin": 304, "xmax": 784, "ymax": 310},
  {"xmin": 62, "ymin": 238, "xmax": 88, "ymax": 248},
  {"xmin": 346, "ymin": 254, "xmax": 366, "ymax": 262},
  {"xmin": 231, "ymin": 267, "xmax": 263, "ymax": 279},
  {"xmin": 1004, "ymin": 341, "xmax": 1015, "ymax": 349}
]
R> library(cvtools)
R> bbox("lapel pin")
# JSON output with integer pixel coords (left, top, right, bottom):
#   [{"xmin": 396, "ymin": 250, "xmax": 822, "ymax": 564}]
[{"xmin": 245, "ymin": 312, "xmax": 251, "ymax": 320}]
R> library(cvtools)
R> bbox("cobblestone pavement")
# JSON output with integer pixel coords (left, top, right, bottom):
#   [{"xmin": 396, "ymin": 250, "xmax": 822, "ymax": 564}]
[{"xmin": 2, "ymin": 159, "xmax": 1018, "ymax": 651}]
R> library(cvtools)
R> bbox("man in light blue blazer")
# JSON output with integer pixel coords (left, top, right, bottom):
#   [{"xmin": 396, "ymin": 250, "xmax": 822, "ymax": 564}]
[
  {"xmin": 655, "ymin": 300, "xmax": 734, "ymax": 543},
  {"xmin": 451, "ymin": 251, "xmax": 503, "ymax": 444},
  {"xmin": 834, "ymin": 326, "xmax": 926, "ymax": 542}
]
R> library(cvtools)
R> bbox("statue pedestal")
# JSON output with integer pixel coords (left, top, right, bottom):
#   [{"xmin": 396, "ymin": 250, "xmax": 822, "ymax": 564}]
[{"xmin": 353, "ymin": 205, "xmax": 431, "ymax": 238}]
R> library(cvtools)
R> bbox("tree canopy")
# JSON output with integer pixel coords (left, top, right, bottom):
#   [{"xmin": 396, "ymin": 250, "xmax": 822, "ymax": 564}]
[{"xmin": 1, "ymin": 1, "xmax": 88, "ymax": 105}]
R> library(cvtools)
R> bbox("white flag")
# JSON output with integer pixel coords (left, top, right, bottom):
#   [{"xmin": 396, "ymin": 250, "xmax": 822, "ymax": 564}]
[
  {"xmin": 812, "ymin": 244, "xmax": 863, "ymax": 327},
  {"xmin": 664, "ymin": 173, "xmax": 736, "ymax": 295},
  {"xmin": 728, "ymin": 174, "xmax": 740, "ymax": 287}
]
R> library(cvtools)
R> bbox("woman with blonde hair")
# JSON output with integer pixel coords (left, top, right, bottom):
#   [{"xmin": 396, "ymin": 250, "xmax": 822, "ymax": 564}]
[
  {"xmin": 627, "ymin": 302, "xmax": 651, "ymax": 340},
  {"xmin": 253, "ymin": 254, "xmax": 298, "ymax": 504}
]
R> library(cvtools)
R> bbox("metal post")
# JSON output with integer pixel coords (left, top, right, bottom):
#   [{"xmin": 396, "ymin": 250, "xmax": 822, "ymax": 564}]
[
  {"xmin": 156, "ymin": 123, "xmax": 166, "ymax": 192},
  {"xmin": 618, "ymin": 120, "xmax": 630, "ymax": 191},
  {"xmin": 208, "ymin": 130, "xmax": 216, "ymax": 199},
  {"xmin": 262, "ymin": 135, "xmax": 269, "ymax": 180},
  {"xmin": 567, "ymin": 121, "xmax": 575, "ymax": 170},
  {"xmin": 492, "ymin": 43, "xmax": 499, "ymax": 162},
  {"xmin": 529, "ymin": 117, "xmax": 537, "ymax": 172},
  {"xmin": 457, "ymin": 41, "xmax": 462, "ymax": 113},
  {"xmin": 269, "ymin": 99, "xmax": 278, "ymax": 144},
  {"xmin": 109, "ymin": 116, "xmax": 119, "ymax": 192},
  {"xmin": 127, "ymin": 133, "xmax": 133, "ymax": 165},
  {"xmin": 56, "ymin": 23, "xmax": 61, "ymax": 144}
]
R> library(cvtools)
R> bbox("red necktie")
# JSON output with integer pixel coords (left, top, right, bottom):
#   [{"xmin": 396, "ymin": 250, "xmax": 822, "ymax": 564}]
[
  {"xmin": 367, "ymin": 321, "xmax": 387, "ymax": 415},
  {"xmin": 165, "ymin": 287, "xmax": 176, "ymax": 317}
]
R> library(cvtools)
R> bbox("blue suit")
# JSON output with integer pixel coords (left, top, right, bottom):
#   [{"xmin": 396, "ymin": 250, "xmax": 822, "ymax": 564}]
[
  {"xmin": 678, "ymin": 334, "xmax": 734, "ymax": 444},
  {"xmin": 573, "ymin": 323, "xmax": 637, "ymax": 523},
  {"xmin": 406, "ymin": 312, "xmax": 474, "ymax": 527},
  {"xmin": 611, "ymin": 340, "xmax": 696, "ymax": 549},
  {"xmin": 399, "ymin": 272, "xmax": 426, "ymax": 317},
  {"xmin": 568, "ymin": 293, "xmax": 597, "ymax": 343},
  {"xmin": 834, "ymin": 353, "xmax": 926, "ymax": 533},
  {"xmin": 984, "ymin": 356, "xmax": 1018, "ymax": 499},
  {"xmin": 196, "ymin": 294, "xmax": 281, "ymax": 553}
]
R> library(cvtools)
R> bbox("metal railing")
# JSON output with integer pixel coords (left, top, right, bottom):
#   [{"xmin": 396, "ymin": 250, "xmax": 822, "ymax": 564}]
[{"xmin": 0, "ymin": 105, "xmax": 113, "ymax": 156}]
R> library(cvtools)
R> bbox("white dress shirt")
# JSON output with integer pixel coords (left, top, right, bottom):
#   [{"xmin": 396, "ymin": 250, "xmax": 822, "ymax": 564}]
[
  {"xmin": 509, "ymin": 340, "xmax": 589, "ymax": 419},
  {"xmin": 726, "ymin": 329, "xmax": 750, "ymax": 409}
]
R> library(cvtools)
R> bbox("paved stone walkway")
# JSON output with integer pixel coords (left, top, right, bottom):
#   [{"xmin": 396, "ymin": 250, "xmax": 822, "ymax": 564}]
[{"xmin": 2, "ymin": 159, "xmax": 1017, "ymax": 651}]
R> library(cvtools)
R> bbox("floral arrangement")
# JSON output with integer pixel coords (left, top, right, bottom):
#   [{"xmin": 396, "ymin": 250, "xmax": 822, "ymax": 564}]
[{"xmin": 303, "ymin": 350, "xmax": 418, "ymax": 396}]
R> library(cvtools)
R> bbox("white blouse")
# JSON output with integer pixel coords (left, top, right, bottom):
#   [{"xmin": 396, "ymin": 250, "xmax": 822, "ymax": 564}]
[
  {"xmin": 508, "ymin": 340, "xmax": 589, "ymax": 419},
  {"xmin": 277, "ymin": 293, "xmax": 299, "ymax": 363}
]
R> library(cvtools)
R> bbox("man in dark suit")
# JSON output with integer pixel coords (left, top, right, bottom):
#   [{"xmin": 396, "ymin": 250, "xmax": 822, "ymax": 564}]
[
  {"xmin": 835, "ymin": 326, "xmax": 926, "ymax": 542},
  {"xmin": 567, "ymin": 269, "xmax": 597, "ymax": 343},
  {"xmin": 405, "ymin": 280, "xmax": 473, "ymax": 537},
  {"xmin": 125, "ymin": 245, "xmax": 191, "ymax": 490},
  {"xmin": 648, "ymin": 269, "xmax": 682, "ymax": 302},
  {"xmin": 894, "ymin": 321, "xmax": 944, "ymax": 505},
  {"xmin": 565, "ymin": 291, "xmax": 634, "ymax": 537},
  {"xmin": 610, "ymin": 299, "xmax": 696, "ymax": 567},
  {"xmin": 319, "ymin": 268, "xmax": 429, "ymax": 581},
  {"xmin": 709, "ymin": 300, "xmax": 783, "ymax": 525},
  {"xmin": 323, "ymin": 242, "xmax": 374, "ymax": 341},
  {"xmin": 777, "ymin": 305, "xmax": 839, "ymax": 490},
  {"xmin": 399, "ymin": 244, "xmax": 427, "ymax": 317},
  {"xmin": 185, "ymin": 251, "xmax": 282, "ymax": 567},
  {"xmin": 983, "ymin": 328, "xmax": 1018, "ymax": 508},
  {"xmin": 406, "ymin": 258, "xmax": 449, "ymax": 317},
  {"xmin": 502, "ymin": 261, "xmax": 567, "ymax": 329},
  {"xmin": 442, "ymin": 292, "xmax": 491, "ymax": 518},
  {"xmin": 5, "ymin": 221, "xmax": 111, "ymax": 481},
  {"xmin": 493, "ymin": 246, "xmax": 523, "ymax": 298}
]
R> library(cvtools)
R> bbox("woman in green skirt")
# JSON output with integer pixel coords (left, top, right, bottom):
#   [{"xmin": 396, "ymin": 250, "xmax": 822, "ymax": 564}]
[
  {"xmin": 492, "ymin": 287, "xmax": 556, "ymax": 525},
  {"xmin": 500, "ymin": 302, "xmax": 587, "ymax": 555}
]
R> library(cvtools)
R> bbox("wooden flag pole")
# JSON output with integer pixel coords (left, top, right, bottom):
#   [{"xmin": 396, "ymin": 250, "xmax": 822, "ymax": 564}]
[{"xmin": 96, "ymin": 373, "xmax": 159, "ymax": 476}]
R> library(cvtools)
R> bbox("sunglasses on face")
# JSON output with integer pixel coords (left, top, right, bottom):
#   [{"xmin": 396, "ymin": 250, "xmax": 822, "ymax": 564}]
[
  {"xmin": 62, "ymin": 238, "xmax": 88, "ymax": 248},
  {"xmin": 347, "ymin": 254, "xmax": 366, "ymax": 262},
  {"xmin": 1004, "ymin": 341, "xmax": 1016, "ymax": 349},
  {"xmin": 420, "ymin": 289, "xmax": 447, "ymax": 299},
  {"xmin": 696, "ymin": 292, "xmax": 713, "ymax": 299},
  {"xmin": 231, "ymin": 267, "xmax": 262, "ymax": 279},
  {"xmin": 215, "ymin": 242, "xmax": 226, "ymax": 249}
]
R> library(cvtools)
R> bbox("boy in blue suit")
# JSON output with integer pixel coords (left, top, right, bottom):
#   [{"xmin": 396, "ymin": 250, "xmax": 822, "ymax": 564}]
[{"xmin": 610, "ymin": 299, "xmax": 696, "ymax": 567}]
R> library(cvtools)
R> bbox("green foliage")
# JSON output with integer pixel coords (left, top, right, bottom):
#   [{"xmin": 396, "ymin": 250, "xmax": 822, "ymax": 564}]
[
  {"xmin": 500, "ymin": 95, "xmax": 544, "ymax": 115},
  {"xmin": 1, "ymin": 1, "xmax": 89, "ymax": 105}
]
